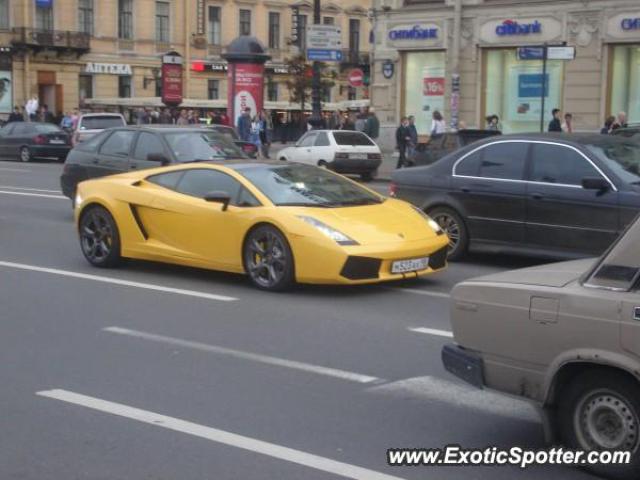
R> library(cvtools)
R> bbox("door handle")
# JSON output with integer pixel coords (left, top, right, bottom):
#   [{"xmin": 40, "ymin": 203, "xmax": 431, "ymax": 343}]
[{"xmin": 531, "ymin": 193, "xmax": 543, "ymax": 200}]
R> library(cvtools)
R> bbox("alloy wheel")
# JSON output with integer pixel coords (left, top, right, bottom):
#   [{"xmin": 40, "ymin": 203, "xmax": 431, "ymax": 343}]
[
  {"xmin": 432, "ymin": 213, "xmax": 461, "ymax": 253},
  {"xmin": 80, "ymin": 210, "xmax": 114, "ymax": 263},
  {"xmin": 20, "ymin": 147, "xmax": 31, "ymax": 163},
  {"xmin": 245, "ymin": 230, "xmax": 289, "ymax": 289}
]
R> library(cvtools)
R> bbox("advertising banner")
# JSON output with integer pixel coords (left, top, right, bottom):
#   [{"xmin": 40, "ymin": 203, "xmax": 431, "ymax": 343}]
[
  {"xmin": 161, "ymin": 53, "xmax": 183, "ymax": 106},
  {"xmin": 227, "ymin": 63, "xmax": 265, "ymax": 126},
  {"xmin": 506, "ymin": 62, "xmax": 561, "ymax": 123},
  {"xmin": 422, "ymin": 65, "xmax": 445, "ymax": 116},
  {"xmin": 0, "ymin": 71, "xmax": 12, "ymax": 114}
]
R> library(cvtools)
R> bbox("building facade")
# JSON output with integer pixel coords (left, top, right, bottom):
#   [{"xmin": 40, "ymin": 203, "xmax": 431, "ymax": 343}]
[
  {"xmin": 0, "ymin": 0, "xmax": 373, "ymax": 120},
  {"xmin": 371, "ymin": 0, "xmax": 640, "ymax": 149}
]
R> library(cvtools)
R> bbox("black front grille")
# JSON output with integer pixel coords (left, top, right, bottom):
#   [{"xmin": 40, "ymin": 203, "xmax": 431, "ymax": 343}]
[
  {"xmin": 428, "ymin": 246, "xmax": 448, "ymax": 270},
  {"xmin": 340, "ymin": 256, "xmax": 381, "ymax": 280}
]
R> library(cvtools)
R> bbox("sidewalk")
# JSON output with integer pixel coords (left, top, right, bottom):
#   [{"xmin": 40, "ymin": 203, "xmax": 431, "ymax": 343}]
[{"xmin": 272, "ymin": 144, "xmax": 397, "ymax": 181}]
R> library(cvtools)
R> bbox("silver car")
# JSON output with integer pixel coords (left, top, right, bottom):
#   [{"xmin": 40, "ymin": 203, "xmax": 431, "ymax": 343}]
[{"xmin": 443, "ymin": 216, "xmax": 640, "ymax": 479}]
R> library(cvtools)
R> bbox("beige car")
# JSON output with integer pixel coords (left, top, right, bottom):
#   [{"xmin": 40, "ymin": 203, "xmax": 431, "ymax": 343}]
[{"xmin": 443, "ymin": 216, "xmax": 640, "ymax": 479}]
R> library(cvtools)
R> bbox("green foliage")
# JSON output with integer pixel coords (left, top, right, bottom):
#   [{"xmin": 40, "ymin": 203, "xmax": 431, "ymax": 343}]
[{"xmin": 284, "ymin": 54, "xmax": 336, "ymax": 110}]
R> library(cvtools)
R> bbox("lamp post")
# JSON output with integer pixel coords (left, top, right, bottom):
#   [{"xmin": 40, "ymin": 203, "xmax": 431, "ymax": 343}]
[{"xmin": 308, "ymin": 0, "xmax": 323, "ymax": 128}]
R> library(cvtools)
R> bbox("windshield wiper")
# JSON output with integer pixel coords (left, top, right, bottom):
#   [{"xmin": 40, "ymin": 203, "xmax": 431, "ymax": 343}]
[
  {"xmin": 334, "ymin": 198, "xmax": 385, "ymax": 206},
  {"xmin": 277, "ymin": 202, "xmax": 335, "ymax": 208}
]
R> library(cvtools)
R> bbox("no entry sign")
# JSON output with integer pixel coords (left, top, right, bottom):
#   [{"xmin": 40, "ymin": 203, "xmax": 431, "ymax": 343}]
[{"xmin": 348, "ymin": 68, "xmax": 364, "ymax": 88}]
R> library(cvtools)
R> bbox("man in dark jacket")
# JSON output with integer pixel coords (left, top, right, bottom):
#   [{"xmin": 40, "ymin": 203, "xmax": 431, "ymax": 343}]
[
  {"xmin": 548, "ymin": 108, "xmax": 562, "ymax": 132},
  {"xmin": 364, "ymin": 108, "xmax": 380, "ymax": 141},
  {"xmin": 396, "ymin": 117, "xmax": 411, "ymax": 169},
  {"xmin": 7, "ymin": 106, "xmax": 23, "ymax": 123},
  {"xmin": 237, "ymin": 107, "xmax": 252, "ymax": 141}
]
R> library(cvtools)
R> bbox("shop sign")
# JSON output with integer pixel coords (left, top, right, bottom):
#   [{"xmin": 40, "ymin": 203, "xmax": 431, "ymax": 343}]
[
  {"xmin": 35, "ymin": 0, "xmax": 53, "ymax": 7},
  {"xmin": 496, "ymin": 20, "xmax": 542, "ymax": 36},
  {"xmin": 382, "ymin": 60, "xmax": 394, "ymax": 79},
  {"xmin": 388, "ymin": 25, "xmax": 438, "ymax": 41},
  {"xmin": 196, "ymin": 0, "xmax": 205, "ymax": 35},
  {"xmin": 85, "ymin": 63, "xmax": 132, "ymax": 75},
  {"xmin": 267, "ymin": 64, "xmax": 289, "ymax": 75},
  {"xmin": 162, "ymin": 53, "xmax": 183, "ymax": 105},
  {"xmin": 605, "ymin": 13, "xmax": 640, "ymax": 39},
  {"xmin": 621, "ymin": 18, "xmax": 640, "ymax": 31},
  {"xmin": 191, "ymin": 61, "xmax": 228, "ymax": 72}
]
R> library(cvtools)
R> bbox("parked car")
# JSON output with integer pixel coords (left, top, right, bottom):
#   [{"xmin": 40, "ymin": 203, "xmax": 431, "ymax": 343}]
[
  {"xmin": 442, "ymin": 214, "xmax": 640, "ymax": 479},
  {"xmin": 60, "ymin": 126, "xmax": 246, "ymax": 205},
  {"xmin": 205, "ymin": 124, "xmax": 258, "ymax": 158},
  {"xmin": 391, "ymin": 133, "xmax": 640, "ymax": 260},
  {"xmin": 72, "ymin": 113, "xmax": 127, "ymax": 146},
  {"xmin": 0, "ymin": 122, "xmax": 71, "ymax": 162},
  {"xmin": 278, "ymin": 130, "xmax": 382, "ymax": 181},
  {"xmin": 409, "ymin": 129, "xmax": 501, "ymax": 167},
  {"xmin": 612, "ymin": 126, "xmax": 640, "ymax": 141}
]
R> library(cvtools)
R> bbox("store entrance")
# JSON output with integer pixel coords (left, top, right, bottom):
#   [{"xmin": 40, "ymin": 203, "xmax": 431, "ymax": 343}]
[{"xmin": 37, "ymin": 71, "xmax": 63, "ymax": 117}]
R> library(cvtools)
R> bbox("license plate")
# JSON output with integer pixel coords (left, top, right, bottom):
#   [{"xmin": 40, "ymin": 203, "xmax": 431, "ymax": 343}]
[
  {"xmin": 391, "ymin": 256, "xmax": 430, "ymax": 274},
  {"xmin": 350, "ymin": 153, "xmax": 368, "ymax": 160},
  {"xmin": 50, "ymin": 139, "xmax": 65, "ymax": 144}
]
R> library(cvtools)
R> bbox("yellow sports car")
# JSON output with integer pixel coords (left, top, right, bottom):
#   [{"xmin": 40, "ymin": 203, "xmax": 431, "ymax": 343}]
[{"xmin": 74, "ymin": 161, "xmax": 449, "ymax": 290}]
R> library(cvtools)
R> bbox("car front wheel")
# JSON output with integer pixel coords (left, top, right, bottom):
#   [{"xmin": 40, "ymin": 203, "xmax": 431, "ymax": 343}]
[
  {"xmin": 243, "ymin": 225, "xmax": 294, "ymax": 291},
  {"xmin": 19, "ymin": 147, "xmax": 31, "ymax": 163},
  {"xmin": 558, "ymin": 370, "xmax": 640, "ymax": 480},
  {"xmin": 428, "ymin": 207, "xmax": 468, "ymax": 261},
  {"xmin": 79, "ymin": 205, "xmax": 122, "ymax": 268}
]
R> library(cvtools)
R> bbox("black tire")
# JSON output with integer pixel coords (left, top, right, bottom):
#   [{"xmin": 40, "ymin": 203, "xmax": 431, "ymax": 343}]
[
  {"xmin": 78, "ymin": 205, "xmax": 122, "ymax": 268},
  {"xmin": 279, "ymin": 157, "xmax": 287, "ymax": 161},
  {"xmin": 558, "ymin": 369, "xmax": 640, "ymax": 480},
  {"xmin": 19, "ymin": 146, "xmax": 31, "ymax": 163},
  {"xmin": 243, "ymin": 225, "xmax": 294, "ymax": 291},
  {"xmin": 318, "ymin": 160, "xmax": 328, "ymax": 169},
  {"xmin": 428, "ymin": 206, "xmax": 468, "ymax": 261}
]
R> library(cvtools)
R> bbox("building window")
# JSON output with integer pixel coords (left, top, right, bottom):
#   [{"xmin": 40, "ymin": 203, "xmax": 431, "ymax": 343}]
[
  {"xmin": 155, "ymin": 75, "xmax": 162, "ymax": 97},
  {"xmin": 208, "ymin": 6, "xmax": 221, "ymax": 45},
  {"xmin": 118, "ymin": 0, "xmax": 133, "ymax": 39},
  {"xmin": 208, "ymin": 79, "xmax": 219, "ymax": 100},
  {"xmin": 484, "ymin": 49, "xmax": 563, "ymax": 133},
  {"xmin": 0, "ymin": 0, "xmax": 9, "ymax": 30},
  {"xmin": 267, "ymin": 78, "xmax": 278, "ymax": 102},
  {"xmin": 298, "ymin": 14, "xmax": 307, "ymax": 51},
  {"xmin": 78, "ymin": 0, "xmax": 93, "ymax": 34},
  {"xmin": 323, "ymin": 17, "xmax": 334, "ymax": 25},
  {"xmin": 79, "ymin": 74, "xmax": 93, "ymax": 105},
  {"xmin": 155, "ymin": 1, "xmax": 170, "ymax": 43},
  {"xmin": 349, "ymin": 19, "xmax": 360, "ymax": 54},
  {"xmin": 239, "ymin": 9, "xmax": 251, "ymax": 36},
  {"xmin": 348, "ymin": 86, "xmax": 356, "ymax": 101},
  {"xmin": 36, "ymin": 2, "xmax": 53, "ymax": 31},
  {"xmin": 119, "ymin": 75, "xmax": 132, "ymax": 98},
  {"xmin": 268, "ymin": 12, "xmax": 280, "ymax": 49},
  {"xmin": 403, "ymin": 51, "xmax": 445, "ymax": 134},
  {"xmin": 609, "ymin": 45, "xmax": 640, "ymax": 124}
]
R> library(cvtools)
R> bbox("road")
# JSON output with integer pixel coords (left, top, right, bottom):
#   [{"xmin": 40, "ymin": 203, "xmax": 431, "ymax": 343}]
[{"xmin": 0, "ymin": 159, "xmax": 597, "ymax": 480}]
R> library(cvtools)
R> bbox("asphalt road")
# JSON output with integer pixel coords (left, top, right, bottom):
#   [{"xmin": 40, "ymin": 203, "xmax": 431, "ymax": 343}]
[{"xmin": 0, "ymin": 158, "xmax": 598, "ymax": 480}]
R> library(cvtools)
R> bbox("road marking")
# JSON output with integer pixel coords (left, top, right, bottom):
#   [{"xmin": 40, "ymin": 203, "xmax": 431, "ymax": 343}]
[
  {"xmin": 386, "ymin": 287, "xmax": 450, "ymax": 299},
  {"xmin": 368, "ymin": 376, "xmax": 539, "ymax": 423},
  {"xmin": 37, "ymin": 389, "xmax": 406, "ymax": 480},
  {"xmin": 0, "ymin": 167, "xmax": 31, "ymax": 172},
  {"xmin": 0, "ymin": 261, "xmax": 238, "ymax": 302},
  {"xmin": 409, "ymin": 327, "xmax": 454, "ymax": 338},
  {"xmin": 0, "ymin": 189, "xmax": 66, "ymax": 199},
  {"xmin": 0, "ymin": 185, "xmax": 62, "ymax": 193},
  {"xmin": 104, "ymin": 326, "xmax": 381, "ymax": 384}
]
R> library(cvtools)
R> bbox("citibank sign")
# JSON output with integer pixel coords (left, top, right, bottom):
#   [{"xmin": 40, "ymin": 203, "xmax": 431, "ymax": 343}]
[
  {"xmin": 621, "ymin": 18, "xmax": 640, "ymax": 30},
  {"xmin": 388, "ymin": 25, "xmax": 438, "ymax": 41},
  {"xmin": 496, "ymin": 20, "xmax": 542, "ymax": 36}
]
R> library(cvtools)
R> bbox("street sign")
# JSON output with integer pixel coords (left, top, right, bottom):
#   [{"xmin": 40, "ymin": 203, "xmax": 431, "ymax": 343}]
[
  {"xmin": 306, "ymin": 25, "xmax": 342, "ymax": 62},
  {"xmin": 307, "ymin": 49, "xmax": 343, "ymax": 62},
  {"xmin": 517, "ymin": 47, "xmax": 545, "ymax": 60},
  {"xmin": 348, "ymin": 68, "xmax": 364, "ymax": 88},
  {"xmin": 517, "ymin": 46, "xmax": 576, "ymax": 61}
]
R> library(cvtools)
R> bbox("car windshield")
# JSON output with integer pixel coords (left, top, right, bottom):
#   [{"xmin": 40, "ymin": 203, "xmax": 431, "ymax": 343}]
[
  {"xmin": 237, "ymin": 164, "xmax": 384, "ymax": 207},
  {"xmin": 211, "ymin": 127, "xmax": 240, "ymax": 141},
  {"xmin": 332, "ymin": 131, "xmax": 374, "ymax": 146},
  {"xmin": 80, "ymin": 116, "xmax": 126, "ymax": 130},
  {"xmin": 165, "ymin": 132, "xmax": 246, "ymax": 162},
  {"xmin": 34, "ymin": 124, "xmax": 61, "ymax": 133},
  {"xmin": 586, "ymin": 142, "xmax": 640, "ymax": 184}
]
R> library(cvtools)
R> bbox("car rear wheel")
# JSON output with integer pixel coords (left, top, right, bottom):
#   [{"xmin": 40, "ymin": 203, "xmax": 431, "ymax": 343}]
[
  {"xmin": 79, "ymin": 205, "xmax": 122, "ymax": 268},
  {"xmin": 279, "ymin": 157, "xmax": 287, "ymax": 161},
  {"xmin": 360, "ymin": 171, "xmax": 376, "ymax": 182},
  {"xmin": 19, "ymin": 147, "xmax": 31, "ymax": 163},
  {"xmin": 558, "ymin": 370, "xmax": 640, "ymax": 480},
  {"xmin": 428, "ymin": 207, "xmax": 468, "ymax": 261},
  {"xmin": 243, "ymin": 225, "xmax": 294, "ymax": 291},
  {"xmin": 318, "ymin": 160, "xmax": 328, "ymax": 169}
]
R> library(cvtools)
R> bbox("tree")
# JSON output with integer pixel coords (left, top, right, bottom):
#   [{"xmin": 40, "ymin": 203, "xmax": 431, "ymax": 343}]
[{"xmin": 285, "ymin": 54, "xmax": 336, "ymax": 112}]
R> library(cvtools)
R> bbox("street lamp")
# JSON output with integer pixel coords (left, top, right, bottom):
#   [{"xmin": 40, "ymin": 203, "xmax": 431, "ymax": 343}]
[{"xmin": 307, "ymin": 0, "xmax": 323, "ymax": 129}]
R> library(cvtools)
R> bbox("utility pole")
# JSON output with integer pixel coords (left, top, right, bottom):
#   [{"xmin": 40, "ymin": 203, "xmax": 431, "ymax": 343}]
[
  {"xmin": 308, "ymin": 0, "xmax": 323, "ymax": 128},
  {"xmin": 539, "ymin": 44, "xmax": 549, "ymax": 133}
]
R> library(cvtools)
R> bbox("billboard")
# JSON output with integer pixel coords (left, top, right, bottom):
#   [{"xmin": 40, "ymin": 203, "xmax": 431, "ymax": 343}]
[
  {"xmin": 227, "ymin": 63, "xmax": 265, "ymax": 126},
  {"xmin": 0, "ymin": 71, "xmax": 12, "ymax": 114}
]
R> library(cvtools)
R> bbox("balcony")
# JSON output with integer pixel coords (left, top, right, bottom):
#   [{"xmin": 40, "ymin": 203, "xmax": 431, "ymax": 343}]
[
  {"xmin": 340, "ymin": 49, "xmax": 370, "ymax": 67},
  {"xmin": 11, "ymin": 27, "xmax": 90, "ymax": 56}
]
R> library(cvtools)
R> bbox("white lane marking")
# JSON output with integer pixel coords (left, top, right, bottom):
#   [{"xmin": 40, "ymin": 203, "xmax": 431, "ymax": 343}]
[
  {"xmin": 104, "ymin": 326, "xmax": 381, "ymax": 384},
  {"xmin": 0, "ymin": 189, "xmax": 66, "ymax": 199},
  {"xmin": 0, "ymin": 185, "xmax": 62, "ymax": 193},
  {"xmin": 368, "ymin": 376, "xmax": 540, "ymax": 423},
  {"xmin": 386, "ymin": 287, "xmax": 450, "ymax": 299},
  {"xmin": 37, "ymin": 389, "xmax": 406, "ymax": 480},
  {"xmin": 0, "ymin": 167, "xmax": 31, "ymax": 172},
  {"xmin": 0, "ymin": 261, "xmax": 238, "ymax": 303},
  {"xmin": 409, "ymin": 327, "xmax": 454, "ymax": 338}
]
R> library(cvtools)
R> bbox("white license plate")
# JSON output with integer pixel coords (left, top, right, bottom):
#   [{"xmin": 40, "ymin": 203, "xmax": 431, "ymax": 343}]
[
  {"xmin": 391, "ymin": 257, "xmax": 430, "ymax": 274},
  {"xmin": 50, "ymin": 139, "xmax": 65, "ymax": 144},
  {"xmin": 350, "ymin": 153, "xmax": 368, "ymax": 160}
]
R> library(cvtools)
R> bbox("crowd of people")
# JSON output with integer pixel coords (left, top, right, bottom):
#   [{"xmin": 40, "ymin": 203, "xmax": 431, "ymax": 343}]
[{"xmin": 600, "ymin": 111, "xmax": 629, "ymax": 134}]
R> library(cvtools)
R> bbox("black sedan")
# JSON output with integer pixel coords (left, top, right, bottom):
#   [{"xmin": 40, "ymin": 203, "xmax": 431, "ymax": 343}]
[
  {"xmin": 60, "ymin": 126, "xmax": 246, "ymax": 204},
  {"xmin": 204, "ymin": 124, "xmax": 258, "ymax": 158},
  {"xmin": 391, "ymin": 133, "xmax": 640, "ymax": 260},
  {"xmin": 0, "ymin": 122, "xmax": 71, "ymax": 162},
  {"xmin": 409, "ymin": 129, "xmax": 500, "ymax": 167}
]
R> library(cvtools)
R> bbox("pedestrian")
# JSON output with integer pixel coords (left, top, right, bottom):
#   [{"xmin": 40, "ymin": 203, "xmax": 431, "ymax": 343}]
[
  {"xmin": 342, "ymin": 112, "xmax": 356, "ymax": 131},
  {"xmin": 363, "ymin": 108, "xmax": 380, "ymax": 141},
  {"xmin": 71, "ymin": 109, "xmax": 80, "ymax": 129},
  {"xmin": 249, "ymin": 115, "xmax": 262, "ymax": 158},
  {"xmin": 395, "ymin": 117, "xmax": 411, "ymax": 169},
  {"xmin": 600, "ymin": 115, "xmax": 616, "ymax": 134},
  {"xmin": 430, "ymin": 110, "xmax": 446, "ymax": 135},
  {"xmin": 562, "ymin": 113, "xmax": 573, "ymax": 133},
  {"xmin": 176, "ymin": 109, "xmax": 189, "ymax": 125},
  {"xmin": 237, "ymin": 107, "xmax": 252, "ymax": 141},
  {"xmin": 159, "ymin": 107, "xmax": 172, "ymax": 124},
  {"xmin": 548, "ymin": 108, "xmax": 562, "ymax": 132},
  {"xmin": 486, "ymin": 114, "xmax": 501, "ymax": 131},
  {"xmin": 407, "ymin": 115, "xmax": 418, "ymax": 160},
  {"xmin": 7, "ymin": 106, "xmax": 23, "ymax": 123},
  {"xmin": 613, "ymin": 111, "xmax": 628, "ymax": 131},
  {"xmin": 259, "ymin": 110, "xmax": 271, "ymax": 159},
  {"xmin": 25, "ymin": 96, "xmax": 38, "ymax": 121},
  {"xmin": 60, "ymin": 111, "xmax": 73, "ymax": 131},
  {"xmin": 355, "ymin": 107, "xmax": 367, "ymax": 132},
  {"xmin": 328, "ymin": 110, "xmax": 341, "ymax": 130}
]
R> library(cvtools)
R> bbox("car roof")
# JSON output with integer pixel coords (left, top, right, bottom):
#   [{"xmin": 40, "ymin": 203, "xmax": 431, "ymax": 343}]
[
  {"xmin": 471, "ymin": 132, "xmax": 638, "ymax": 148},
  {"xmin": 79, "ymin": 113, "xmax": 125, "ymax": 117},
  {"xmin": 107, "ymin": 126, "xmax": 220, "ymax": 134}
]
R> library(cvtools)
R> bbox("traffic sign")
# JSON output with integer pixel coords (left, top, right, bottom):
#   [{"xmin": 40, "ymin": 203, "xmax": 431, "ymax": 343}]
[
  {"xmin": 517, "ymin": 46, "xmax": 576, "ymax": 61},
  {"xmin": 306, "ymin": 25, "xmax": 342, "ymax": 62},
  {"xmin": 307, "ymin": 49, "xmax": 343, "ymax": 62},
  {"xmin": 348, "ymin": 68, "xmax": 364, "ymax": 88},
  {"xmin": 517, "ymin": 47, "xmax": 545, "ymax": 60}
]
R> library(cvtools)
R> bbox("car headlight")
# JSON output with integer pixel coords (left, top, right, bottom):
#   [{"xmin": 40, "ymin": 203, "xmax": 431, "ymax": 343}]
[
  {"xmin": 75, "ymin": 192, "xmax": 82, "ymax": 207},
  {"xmin": 411, "ymin": 206, "xmax": 444, "ymax": 235},
  {"xmin": 298, "ymin": 216, "xmax": 359, "ymax": 246}
]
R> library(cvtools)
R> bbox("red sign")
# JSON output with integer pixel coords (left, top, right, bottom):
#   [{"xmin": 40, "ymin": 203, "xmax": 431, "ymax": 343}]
[
  {"xmin": 423, "ymin": 77, "xmax": 445, "ymax": 96},
  {"xmin": 348, "ymin": 68, "xmax": 364, "ymax": 88},
  {"xmin": 227, "ymin": 62, "xmax": 265, "ymax": 126},
  {"xmin": 161, "ymin": 53, "xmax": 183, "ymax": 105}
]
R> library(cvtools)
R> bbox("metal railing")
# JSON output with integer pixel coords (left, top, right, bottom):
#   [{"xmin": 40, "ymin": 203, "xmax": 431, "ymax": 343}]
[{"xmin": 12, "ymin": 27, "xmax": 90, "ymax": 51}]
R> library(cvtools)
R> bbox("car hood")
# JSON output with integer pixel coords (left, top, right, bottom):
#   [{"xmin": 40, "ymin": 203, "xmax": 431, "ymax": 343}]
[{"xmin": 466, "ymin": 258, "xmax": 596, "ymax": 288}]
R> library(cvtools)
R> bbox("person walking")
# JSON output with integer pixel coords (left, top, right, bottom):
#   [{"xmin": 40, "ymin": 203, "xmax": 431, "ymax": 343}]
[
  {"xmin": 258, "ymin": 110, "xmax": 271, "ymax": 159},
  {"xmin": 601, "ymin": 116, "xmax": 616, "ymax": 134},
  {"xmin": 407, "ymin": 115, "xmax": 418, "ymax": 160},
  {"xmin": 548, "ymin": 108, "xmax": 562, "ymax": 132},
  {"xmin": 249, "ymin": 115, "xmax": 262, "ymax": 158},
  {"xmin": 363, "ymin": 108, "xmax": 380, "ymax": 141},
  {"xmin": 395, "ymin": 117, "xmax": 411, "ymax": 169},
  {"xmin": 486, "ymin": 114, "xmax": 501, "ymax": 131},
  {"xmin": 562, "ymin": 113, "xmax": 574, "ymax": 133},
  {"xmin": 176, "ymin": 109, "xmax": 189, "ymax": 126},
  {"xmin": 237, "ymin": 107, "xmax": 252, "ymax": 142},
  {"xmin": 430, "ymin": 110, "xmax": 446, "ymax": 135}
]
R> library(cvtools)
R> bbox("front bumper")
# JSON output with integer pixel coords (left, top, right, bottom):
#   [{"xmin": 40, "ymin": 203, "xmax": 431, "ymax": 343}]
[
  {"xmin": 328, "ymin": 158, "xmax": 382, "ymax": 174},
  {"xmin": 441, "ymin": 344, "xmax": 485, "ymax": 388}
]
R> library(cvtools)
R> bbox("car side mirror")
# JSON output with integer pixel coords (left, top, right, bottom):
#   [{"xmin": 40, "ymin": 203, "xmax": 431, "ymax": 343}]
[
  {"xmin": 147, "ymin": 152, "xmax": 170, "ymax": 166},
  {"xmin": 582, "ymin": 177, "xmax": 609, "ymax": 191},
  {"xmin": 204, "ymin": 191, "xmax": 231, "ymax": 211}
]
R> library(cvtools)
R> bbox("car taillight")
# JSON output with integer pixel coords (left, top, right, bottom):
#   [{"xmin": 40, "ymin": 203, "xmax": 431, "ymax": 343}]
[
  {"xmin": 33, "ymin": 135, "xmax": 47, "ymax": 145},
  {"xmin": 242, "ymin": 144, "xmax": 256, "ymax": 152},
  {"xmin": 389, "ymin": 182, "xmax": 397, "ymax": 197},
  {"xmin": 368, "ymin": 153, "xmax": 382, "ymax": 160},
  {"xmin": 334, "ymin": 152, "xmax": 348, "ymax": 160}
]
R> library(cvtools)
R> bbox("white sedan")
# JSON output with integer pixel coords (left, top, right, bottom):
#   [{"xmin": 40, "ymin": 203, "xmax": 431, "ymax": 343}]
[{"xmin": 278, "ymin": 130, "xmax": 382, "ymax": 181}]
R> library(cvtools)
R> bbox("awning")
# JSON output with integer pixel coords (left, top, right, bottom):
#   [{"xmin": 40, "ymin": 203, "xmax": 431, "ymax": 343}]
[{"xmin": 85, "ymin": 97, "xmax": 227, "ymax": 109}]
